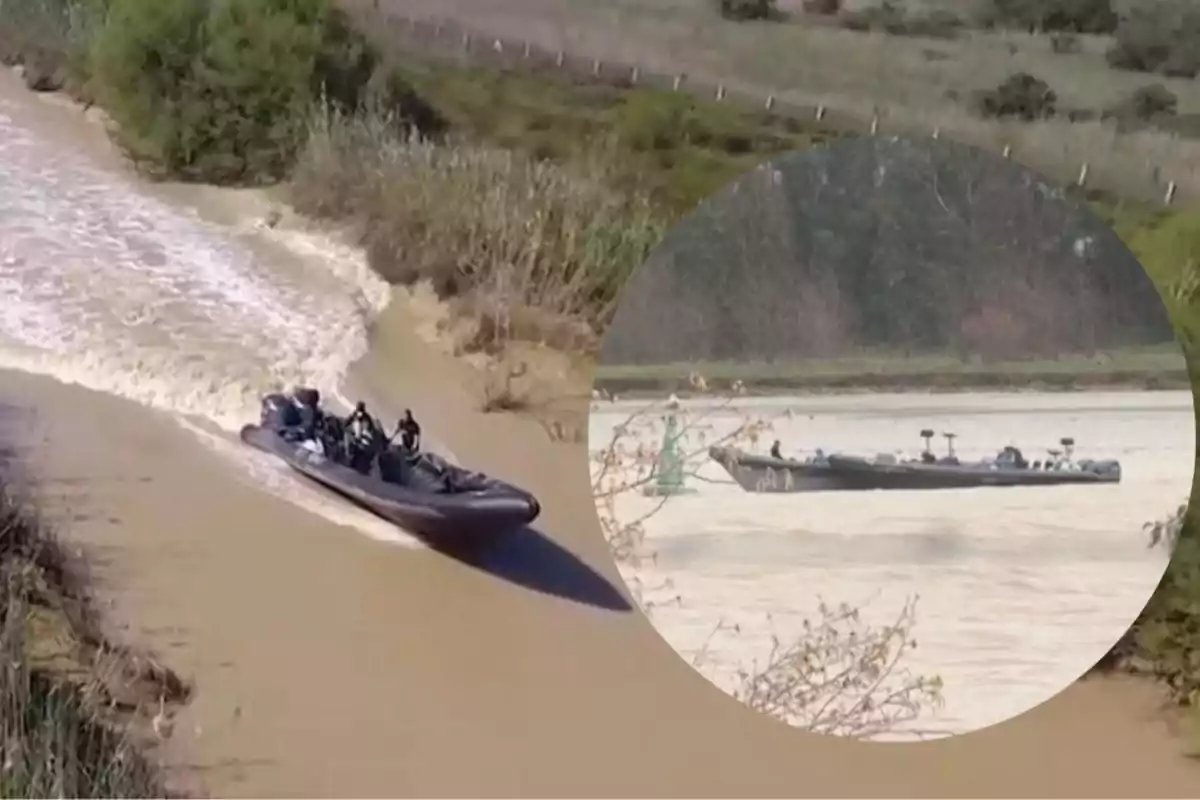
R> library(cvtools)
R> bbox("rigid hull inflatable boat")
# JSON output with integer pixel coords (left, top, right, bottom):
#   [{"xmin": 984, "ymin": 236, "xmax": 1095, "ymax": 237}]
[{"xmin": 241, "ymin": 390, "xmax": 541, "ymax": 544}]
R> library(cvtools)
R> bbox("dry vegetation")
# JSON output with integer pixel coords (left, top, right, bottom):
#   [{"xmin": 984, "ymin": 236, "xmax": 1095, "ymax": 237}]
[
  {"xmin": 290, "ymin": 108, "xmax": 664, "ymax": 353},
  {"xmin": 0, "ymin": 483, "xmax": 189, "ymax": 797},
  {"xmin": 370, "ymin": 0, "xmax": 1200, "ymax": 203},
  {"xmin": 589, "ymin": 390, "xmax": 945, "ymax": 737},
  {"xmin": 287, "ymin": 105, "xmax": 666, "ymax": 426},
  {"xmin": 590, "ymin": 348, "xmax": 1189, "ymax": 396}
]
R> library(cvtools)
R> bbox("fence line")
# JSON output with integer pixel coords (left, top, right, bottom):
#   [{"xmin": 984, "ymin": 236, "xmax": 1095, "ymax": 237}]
[{"xmin": 357, "ymin": 1, "xmax": 1190, "ymax": 208}]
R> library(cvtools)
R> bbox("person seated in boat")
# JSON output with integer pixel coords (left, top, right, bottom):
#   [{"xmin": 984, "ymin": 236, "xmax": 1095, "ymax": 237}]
[
  {"xmin": 395, "ymin": 409, "xmax": 422, "ymax": 454},
  {"xmin": 769, "ymin": 440, "xmax": 783, "ymax": 460},
  {"xmin": 995, "ymin": 446, "xmax": 1029, "ymax": 469},
  {"xmin": 316, "ymin": 414, "xmax": 346, "ymax": 463}
]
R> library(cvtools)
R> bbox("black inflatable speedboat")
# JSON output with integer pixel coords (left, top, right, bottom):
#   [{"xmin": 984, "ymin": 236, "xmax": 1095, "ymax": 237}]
[
  {"xmin": 823, "ymin": 431, "xmax": 1121, "ymax": 491},
  {"xmin": 241, "ymin": 389, "xmax": 540, "ymax": 544}
]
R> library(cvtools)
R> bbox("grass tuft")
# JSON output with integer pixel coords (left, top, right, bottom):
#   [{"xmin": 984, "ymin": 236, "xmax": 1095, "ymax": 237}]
[{"xmin": 0, "ymin": 483, "xmax": 186, "ymax": 798}]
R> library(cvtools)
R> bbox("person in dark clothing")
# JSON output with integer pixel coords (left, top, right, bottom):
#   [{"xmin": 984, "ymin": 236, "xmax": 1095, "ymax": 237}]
[
  {"xmin": 344, "ymin": 401, "xmax": 382, "ymax": 474},
  {"xmin": 286, "ymin": 387, "xmax": 322, "ymax": 441},
  {"xmin": 769, "ymin": 440, "xmax": 783, "ymax": 459},
  {"xmin": 396, "ymin": 409, "xmax": 421, "ymax": 453},
  {"xmin": 345, "ymin": 401, "xmax": 378, "ymax": 440}
]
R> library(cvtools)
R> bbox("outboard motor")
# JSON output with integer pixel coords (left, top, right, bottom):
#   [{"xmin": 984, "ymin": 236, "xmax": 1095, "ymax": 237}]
[
  {"xmin": 260, "ymin": 393, "xmax": 297, "ymax": 431},
  {"xmin": 1088, "ymin": 459, "xmax": 1122, "ymax": 479},
  {"xmin": 1008, "ymin": 446, "xmax": 1029, "ymax": 469}
]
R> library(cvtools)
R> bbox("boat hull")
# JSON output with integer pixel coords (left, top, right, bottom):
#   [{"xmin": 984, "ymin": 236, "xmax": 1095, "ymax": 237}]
[
  {"xmin": 823, "ymin": 454, "xmax": 1121, "ymax": 491},
  {"xmin": 708, "ymin": 446, "xmax": 854, "ymax": 493},
  {"xmin": 241, "ymin": 425, "xmax": 540, "ymax": 545}
]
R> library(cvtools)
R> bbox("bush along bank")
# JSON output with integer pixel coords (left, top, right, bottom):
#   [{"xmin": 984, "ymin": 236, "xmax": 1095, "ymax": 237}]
[
  {"xmin": 1095, "ymin": 209, "xmax": 1200, "ymax": 707},
  {"xmin": 6, "ymin": 0, "xmax": 1200, "ymax": 735},
  {"xmin": 0, "ymin": 481, "xmax": 191, "ymax": 797}
]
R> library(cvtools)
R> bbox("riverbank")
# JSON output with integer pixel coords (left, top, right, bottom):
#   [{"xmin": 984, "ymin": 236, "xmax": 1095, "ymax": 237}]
[
  {"xmin": 0, "ymin": 430, "xmax": 190, "ymax": 796},
  {"xmin": 594, "ymin": 349, "xmax": 1191, "ymax": 397}
]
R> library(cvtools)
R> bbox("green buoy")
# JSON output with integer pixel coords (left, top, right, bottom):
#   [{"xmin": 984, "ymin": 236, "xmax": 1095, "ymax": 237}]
[{"xmin": 644, "ymin": 398, "xmax": 695, "ymax": 497}]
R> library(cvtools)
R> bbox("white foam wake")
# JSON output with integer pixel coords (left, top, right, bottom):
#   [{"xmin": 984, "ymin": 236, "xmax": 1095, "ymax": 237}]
[{"xmin": 0, "ymin": 96, "xmax": 419, "ymax": 543}]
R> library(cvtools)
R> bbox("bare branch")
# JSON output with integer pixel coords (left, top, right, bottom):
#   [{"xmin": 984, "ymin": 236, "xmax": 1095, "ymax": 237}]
[{"xmin": 590, "ymin": 377, "xmax": 945, "ymax": 738}]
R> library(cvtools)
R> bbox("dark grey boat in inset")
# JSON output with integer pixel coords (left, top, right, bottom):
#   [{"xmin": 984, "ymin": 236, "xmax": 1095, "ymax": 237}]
[
  {"xmin": 708, "ymin": 445, "xmax": 855, "ymax": 493},
  {"xmin": 710, "ymin": 430, "xmax": 1121, "ymax": 494},
  {"xmin": 823, "ymin": 431, "xmax": 1122, "ymax": 492}
]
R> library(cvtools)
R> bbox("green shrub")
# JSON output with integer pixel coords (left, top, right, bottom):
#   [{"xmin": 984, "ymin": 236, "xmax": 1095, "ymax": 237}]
[
  {"xmin": 717, "ymin": 0, "xmax": 779, "ymax": 22},
  {"xmin": 616, "ymin": 91, "xmax": 756, "ymax": 155},
  {"xmin": 1103, "ymin": 84, "xmax": 1178, "ymax": 125},
  {"xmin": 618, "ymin": 92, "xmax": 691, "ymax": 152},
  {"xmin": 1123, "ymin": 208, "xmax": 1200, "ymax": 348},
  {"xmin": 0, "ymin": 0, "xmax": 108, "ymax": 94},
  {"xmin": 1112, "ymin": 522, "xmax": 1200, "ymax": 704},
  {"xmin": 801, "ymin": 0, "xmax": 840, "ymax": 15},
  {"xmin": 87, "ymin": 0, "xmax": 394, "ymax": 184},
  {"xmin": 1050, "ymin": 32, "xmax": 1081, "ymax": 54},
  {"xmin": 1106, "ymin": 1, "xmax": 1200, "ymax": 79},
  {"xmin": 1156, "ymin": 113, "xmax": 1200, "ymax": 141},
  {"xmin": 971, "ymin": 72, "xmax": 1057, "ymax": 120},
  {"xmin": 980, "ymin": 0, "xmax": 1117, "ymax": 34},
  {"xmin": 838, "ymin": 2, "xmax": 963, "ymax": 39}
]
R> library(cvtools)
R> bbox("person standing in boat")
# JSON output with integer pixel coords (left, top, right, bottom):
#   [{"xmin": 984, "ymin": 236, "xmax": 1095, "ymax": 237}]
[
  {"xmin": 344, "ymin": 401, "xmax": 383, "ymax": 473},
  {"xmin": 395, "ymin": 409, "xmax": 422, "ymax": 453},
  {"xmin": 770, "ymin": 440, "xmax": 783, "ymax": 459},
  {"xmin": 345, "ymin": 401, "xmax": 380, "ymax": 442}
]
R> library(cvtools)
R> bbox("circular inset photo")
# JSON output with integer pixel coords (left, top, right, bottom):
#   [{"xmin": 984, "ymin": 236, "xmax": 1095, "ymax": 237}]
[{"xmin": 588, "ymin": 136, "xmax": 1194, "ymax": 741}]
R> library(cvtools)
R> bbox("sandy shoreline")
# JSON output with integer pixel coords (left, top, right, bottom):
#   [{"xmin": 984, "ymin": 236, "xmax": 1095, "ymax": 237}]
[
  {"xmin": 5, "ymin": 63, "xmax": 1200, "ymax": 797},
  {"xmin": 594, "ymin": 379, "xmax": 1193, "ymax": 401}
]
